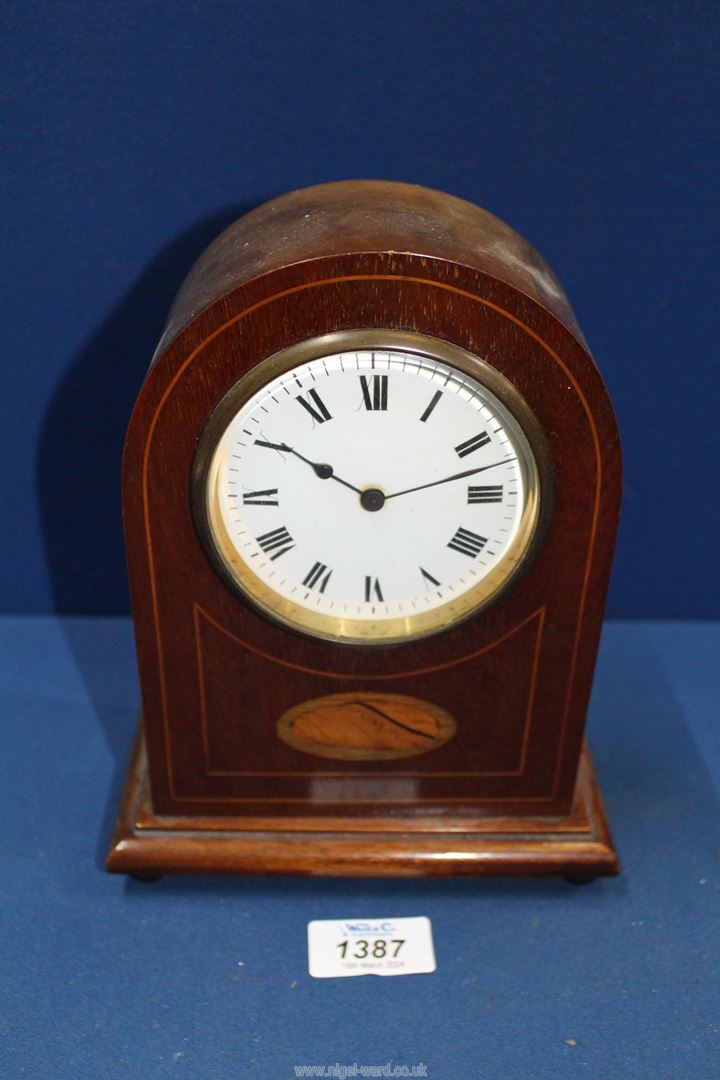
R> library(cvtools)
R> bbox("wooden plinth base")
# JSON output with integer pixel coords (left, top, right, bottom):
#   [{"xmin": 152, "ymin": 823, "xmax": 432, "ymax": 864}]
[{"xmin": 106, "ymin": 730, "xmax": 619, "ymax": 879}]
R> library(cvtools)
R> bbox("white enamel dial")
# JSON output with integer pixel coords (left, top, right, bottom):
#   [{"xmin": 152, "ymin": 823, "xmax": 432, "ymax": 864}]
[{"xmin": 199, "ymin": 334, "xmax": 541, "ymax": 643}]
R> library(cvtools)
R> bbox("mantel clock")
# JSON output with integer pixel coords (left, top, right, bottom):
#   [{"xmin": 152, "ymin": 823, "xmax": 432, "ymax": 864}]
[{"xmin": 107, "ymin": 181, "xmax": 621, "ymax": 879}]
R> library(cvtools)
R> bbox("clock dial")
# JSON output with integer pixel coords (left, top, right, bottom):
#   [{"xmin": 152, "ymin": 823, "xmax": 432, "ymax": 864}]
[{"xmin": 197, "ymin": 334, "xmax": 541, "ymax": 643}]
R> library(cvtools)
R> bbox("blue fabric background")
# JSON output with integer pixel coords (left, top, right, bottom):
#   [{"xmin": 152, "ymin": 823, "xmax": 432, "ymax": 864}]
[{"xmin": 2, "ymin": 0, "xmax": 718, "ymax": 617}]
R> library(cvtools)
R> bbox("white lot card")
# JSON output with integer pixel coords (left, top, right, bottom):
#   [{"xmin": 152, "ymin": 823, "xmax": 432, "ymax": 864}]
[{"xmin": 307, "ymin": 916, "xmax": 436, "ymax": 978}]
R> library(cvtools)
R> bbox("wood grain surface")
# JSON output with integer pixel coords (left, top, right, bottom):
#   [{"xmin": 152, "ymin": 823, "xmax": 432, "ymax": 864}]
[
  {"xmin": 114, "ymin": 182, "xmax": 621, "ymax": 875},
  {"xmin": 276, "ymin": 692, "xmax": 457, "ymax": 761}
]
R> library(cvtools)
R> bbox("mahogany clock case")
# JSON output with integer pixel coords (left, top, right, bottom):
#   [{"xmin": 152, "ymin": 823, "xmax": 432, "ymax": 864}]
[{"xmin": 109, "ymin": 182, "xmax": 621, "ymax": 878}]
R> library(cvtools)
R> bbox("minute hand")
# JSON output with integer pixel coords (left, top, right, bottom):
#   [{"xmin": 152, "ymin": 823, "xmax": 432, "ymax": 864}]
[{"xmin": 386, "ymin": 459, "xmax": 515, "ymax": 501}]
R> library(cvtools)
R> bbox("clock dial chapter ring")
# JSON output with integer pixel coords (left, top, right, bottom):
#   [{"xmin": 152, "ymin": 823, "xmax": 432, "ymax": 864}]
[{"xmin": 192, "ymin": 330, "xmax": 548, "ymax": 646}]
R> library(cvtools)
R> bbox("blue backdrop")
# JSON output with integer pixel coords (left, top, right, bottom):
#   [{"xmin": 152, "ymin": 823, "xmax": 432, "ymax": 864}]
[{"xmin": 2, "ymin": 1, "xmax": 717, "ymax": 616}]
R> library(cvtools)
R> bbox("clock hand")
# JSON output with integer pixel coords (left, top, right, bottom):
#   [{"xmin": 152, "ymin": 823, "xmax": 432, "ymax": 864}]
[
  {"xmin": 386, "ymin": 459, "xmax": 516, "ymax": 501},
  {"xmin": 254, "ymin": 439, "xmax": 363, "ymax": 495},
  {"xmin": 254, "ymin": 438, "xmax": 292, "ymax": 453}
]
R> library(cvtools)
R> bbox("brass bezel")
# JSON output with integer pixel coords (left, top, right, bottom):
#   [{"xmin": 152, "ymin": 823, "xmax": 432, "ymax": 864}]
[{"xmin": 191, "ymin": 330, "xmax": 552, "ymax": 646}]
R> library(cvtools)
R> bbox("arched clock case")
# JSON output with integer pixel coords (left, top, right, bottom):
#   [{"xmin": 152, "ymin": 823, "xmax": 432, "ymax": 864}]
[{"xmin": 107, "ymin": 181, "xmax": 622, "ymax": 879}]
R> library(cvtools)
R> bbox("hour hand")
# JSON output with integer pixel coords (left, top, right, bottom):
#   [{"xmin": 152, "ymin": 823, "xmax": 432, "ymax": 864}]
[{"xmin": 254, "ymin": 437, "xmax": 361, "ymax": 493}]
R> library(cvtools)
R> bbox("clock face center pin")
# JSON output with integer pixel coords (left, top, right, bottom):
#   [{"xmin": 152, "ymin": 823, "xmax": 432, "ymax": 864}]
[{"xmin": 360, "ymin": 486, "xmax": 386, "ymax": 512}]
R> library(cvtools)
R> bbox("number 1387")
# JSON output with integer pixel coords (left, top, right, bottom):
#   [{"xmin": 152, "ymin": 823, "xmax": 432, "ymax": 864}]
[{"xmin": 337, "ymin": 939, "xmax": 405, "ymax": 959}]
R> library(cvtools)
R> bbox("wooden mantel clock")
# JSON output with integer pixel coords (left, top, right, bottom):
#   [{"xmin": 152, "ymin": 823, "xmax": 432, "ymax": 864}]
[{"xmin": 107, "ymin": 181, "xmax": 622, "ymax": 880}]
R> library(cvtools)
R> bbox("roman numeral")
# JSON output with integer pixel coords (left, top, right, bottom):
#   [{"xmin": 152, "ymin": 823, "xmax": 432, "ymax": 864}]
[
  {"xmin": 455, "ymin": 431, "xmax": 490, "ymax": 458},
  {"xmin": 364, "ymin": 576, "xmax": 383, "ymax": 602},
  {"xmin": 447, "ymin": 527, "xmax": 488, "ymax": 558},
  {"xmin": 359, "ymin": 374, "xmax": 388, "ymax": 411},
  {"xmin": 296, "ymin": 388, "xmax": 332, "ymax": 423},
  {"xmin": 468, "ymin": 485, "xmax": 503, "ymax": 504},
  {"xmin": 419, "ymin": 389, "xmax": 442, "ymax": 422},
  {"xmin": 420, "ymin": 567, "xmax": 441, "ymax": 587},
  {"xmin": 256, "ymin": 526, "xmax": 295, "ymax": 560},
  {"xmin": 242, "ymin": 488, "xmax": 279, "ymax": 506},
  {"xmin": 302, "ymin": 561, "xmax": 332, "ymax": 593}
]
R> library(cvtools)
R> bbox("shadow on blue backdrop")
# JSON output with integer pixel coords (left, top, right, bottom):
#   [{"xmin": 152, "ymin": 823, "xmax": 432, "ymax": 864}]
[{"xmin": 36, "ymin": 204, "xmax": 259, "ymax": 617}]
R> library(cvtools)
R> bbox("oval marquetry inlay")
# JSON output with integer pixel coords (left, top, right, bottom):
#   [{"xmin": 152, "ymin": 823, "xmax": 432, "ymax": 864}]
[{"xmin": 277, "ymin": 692, "xmax": 457, "ymax": 761}]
